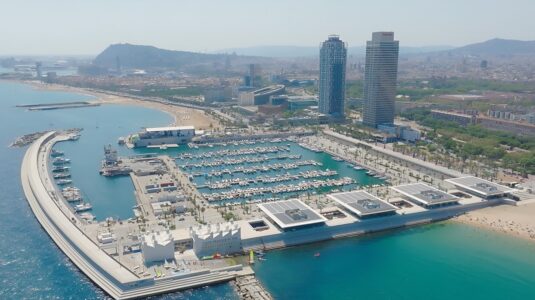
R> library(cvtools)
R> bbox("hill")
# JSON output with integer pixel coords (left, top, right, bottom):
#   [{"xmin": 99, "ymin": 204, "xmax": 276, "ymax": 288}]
[
  {"xmin": 93, "ymin": 43, "xmax": 231, "ymax": 70},
  {"xmin": 450, "ymin": 38, "xmax": 535, "ymax": 56}
]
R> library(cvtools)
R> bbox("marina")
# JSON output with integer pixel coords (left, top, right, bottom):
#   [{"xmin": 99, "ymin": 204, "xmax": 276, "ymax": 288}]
[
  {"xmin": 49, "ymin": 141, "xmax": 96, "ymax": 219},
  {"xmin": 175, "ymin": 140, "xmax": 384, "ymax": 204}
]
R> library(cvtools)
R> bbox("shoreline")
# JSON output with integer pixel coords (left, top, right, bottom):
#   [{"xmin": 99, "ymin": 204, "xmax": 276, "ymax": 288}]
[
  {"xmin": 451, "ymin": 203, "xmax": 535, "ymax": 243},
  {"xmin": 10, "ymin": 80, "xmax": 535, "ymax": 246},
  {"xmin": 14, "ymin": 80, "xmax": 221, "ymax": 131}
]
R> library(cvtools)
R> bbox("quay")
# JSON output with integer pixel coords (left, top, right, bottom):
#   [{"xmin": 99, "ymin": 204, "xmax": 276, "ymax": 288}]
[
  {"xmin": 21, "ymin": 132, "xmax": 250, "ymax": 299},
  {"xmin": 177, "ymin": 145, "xmax": 290, "ymax": 160},
  {"xmin": 180, "ymin": 153, "xmax": 303, "ymax": 169}
]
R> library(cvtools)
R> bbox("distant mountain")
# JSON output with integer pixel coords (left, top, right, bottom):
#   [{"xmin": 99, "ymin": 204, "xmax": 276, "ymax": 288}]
[
  {"xmin": 449, "ymin": 38, "xmax": 535, "ymax": 56},
  {"xmin": 215, "ymin": 45, "xmax": 454, "ymax": 58},
  {"xmin": 94, "ymin": 43, "xmax": 231, "ymax": 70}
]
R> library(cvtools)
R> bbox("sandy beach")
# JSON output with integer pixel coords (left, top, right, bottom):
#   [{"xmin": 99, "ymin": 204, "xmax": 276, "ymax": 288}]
[
  {"xmin": 24, "ymin": 81, "xmax": 221, "ymax": 130},
  {"xmin": 453, "ymin": 203, "xmax": 535, "ymax": 241}
]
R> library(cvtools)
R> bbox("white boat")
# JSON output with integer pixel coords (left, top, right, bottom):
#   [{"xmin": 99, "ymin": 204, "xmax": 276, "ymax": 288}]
[
  {"xmin": 74, "ymin": 203, "xmax": 92, "ymax": 212},
  {"xmin": 56, "ymin": 179, "xmax": 72, "ymax": 185},
  {"xmin": 69, "ymin": 134, "xmax": 81, "ymax": 141},
  {"xmin": 79, "ymin": 212, "xmax": 95, "ymax": 221},
  {"xmin": 53, "ymin": 172, "xmax": 71, "ymax": 179},
  {"xmin": 51, "ymin": 149, "xmax": 64, "ymax": 157},
  {"xmin": 52, "ymin": 157, "xmax": 71, "ymax": 165}
]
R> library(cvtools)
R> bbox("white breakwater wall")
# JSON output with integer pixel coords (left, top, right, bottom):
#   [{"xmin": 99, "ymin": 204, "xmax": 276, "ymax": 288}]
[{"xmin": 22, "ymin": 132, "xmax": 243, "ymax": 299}]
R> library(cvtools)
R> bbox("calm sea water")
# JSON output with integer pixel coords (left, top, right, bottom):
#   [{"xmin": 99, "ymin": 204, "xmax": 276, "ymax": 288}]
[
  {"xmin": 254, "ymin": 223, "xmax": 535, "ymax": 300},
  {"xmin": 2, "ymin": 80, "xmax": 535, "ymax": 299}
]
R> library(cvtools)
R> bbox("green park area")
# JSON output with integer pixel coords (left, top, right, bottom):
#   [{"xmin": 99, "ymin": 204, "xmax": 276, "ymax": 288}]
[{"xmin": 402, "ymin": 108, "xmax": 535, "ymax": 176}]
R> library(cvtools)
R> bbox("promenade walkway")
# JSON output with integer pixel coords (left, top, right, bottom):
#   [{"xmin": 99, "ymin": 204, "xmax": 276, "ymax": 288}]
[{"xmin": 323, "ymin": 130, "xmax": 464, "ymax": 179}]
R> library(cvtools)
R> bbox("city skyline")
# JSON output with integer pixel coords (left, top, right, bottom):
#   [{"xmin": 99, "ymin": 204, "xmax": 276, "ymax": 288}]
[{"xmin": 2, "ymin": 0, "xmax": 535, "ymax": 55}]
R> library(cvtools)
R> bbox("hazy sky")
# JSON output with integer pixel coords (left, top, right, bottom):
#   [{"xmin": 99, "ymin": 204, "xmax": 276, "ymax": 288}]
[{"xmin": 1, "ymin": 0, "xmax": 535, "ymax": 55}]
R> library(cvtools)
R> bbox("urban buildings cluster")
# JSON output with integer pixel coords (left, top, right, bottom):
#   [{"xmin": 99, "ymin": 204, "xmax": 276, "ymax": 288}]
[{"xmin": 318, "ymin": 32, "xmax": 400, "ymax": 130}]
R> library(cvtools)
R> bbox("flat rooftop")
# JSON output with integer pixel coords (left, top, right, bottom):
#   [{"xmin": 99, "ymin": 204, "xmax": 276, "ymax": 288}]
[
  {"xmin": 257, "ymin": 199, "xmax": 327, "ymax": 229},
  {"xmin": 328, "ymin": 190, "xmax": 397, "ymax": 217},
  {"xmin": 391, "ymin": 183, "xmax": 458, "ymax": 206},
  {"xmin": 445, "ymin": 176, "xmax": 514, "ymax": 197},
  {"xmin": 145, "ymin": 126, "xmax": 195, "ymax": 132}
]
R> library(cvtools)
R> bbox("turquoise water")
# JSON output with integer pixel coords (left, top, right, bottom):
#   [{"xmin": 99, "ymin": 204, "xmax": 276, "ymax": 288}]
[
  {"xmin": 0, "ymin": 81, "xmax": 236, "ymax": 299},
  {"xmin": 254, "ymin": 223, "xmax": 535, "ymax": 300},
  {"xmin": 2, "ymin": 80, "xmax": 535, "ymax": 299}
]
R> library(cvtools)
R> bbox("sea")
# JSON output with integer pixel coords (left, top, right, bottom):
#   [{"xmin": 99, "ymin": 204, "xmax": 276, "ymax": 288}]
[{"xmin": 1, "ymin": 80, "xmax": 535, "ymax": 299}]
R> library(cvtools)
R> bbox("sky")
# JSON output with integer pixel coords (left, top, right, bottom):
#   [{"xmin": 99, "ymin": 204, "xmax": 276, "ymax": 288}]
[{"xmin": 1, "ymin": 0, "xmax": 535, "ymax": 55}]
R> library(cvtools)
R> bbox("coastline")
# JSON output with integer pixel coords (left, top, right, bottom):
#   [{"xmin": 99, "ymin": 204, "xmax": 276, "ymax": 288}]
[
  {"xmin": 18, "ymin": 80, "xmax": 221, "ymax": 131},
  {"xmin": 11, "ymin": 80, "xmax": 535, "ymax": 246},
  {"xmin": 451, "ymin": 203, "xmax": 535, "ymax": 242}
]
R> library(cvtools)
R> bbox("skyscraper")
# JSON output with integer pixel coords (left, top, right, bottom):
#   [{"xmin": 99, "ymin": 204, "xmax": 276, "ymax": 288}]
[
  {"xmin": 319, "ymin": 35, "xmax": 347, "ymax": 118},
  {"xmin": 362, "ymin": 32, "xmax": 399, "ymax": 127}
]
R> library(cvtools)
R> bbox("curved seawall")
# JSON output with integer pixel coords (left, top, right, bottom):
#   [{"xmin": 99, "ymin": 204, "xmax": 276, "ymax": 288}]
[{"xmin": 21, "ymin": 132, "xmax": 240, "ymax": 299}]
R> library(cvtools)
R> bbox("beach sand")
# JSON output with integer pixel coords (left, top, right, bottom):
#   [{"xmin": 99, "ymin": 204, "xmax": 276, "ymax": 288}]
[
  {"xmin": 453, "ymin": 203, "xmax": 535, "ymax": 241},
  {"xmin": 25, "ymin": 81, "xmax": 221, "ymax": 130}
]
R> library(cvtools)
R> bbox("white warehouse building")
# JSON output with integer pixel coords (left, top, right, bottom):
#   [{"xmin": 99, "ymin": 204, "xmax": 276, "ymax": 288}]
[
  {"xmin": 131, "ymin": 126, "xmax": 195, "ymax": 148},
  {"xmin": 190, "ymin": 222, "xmax": 242, "ymax": 257},
  {"xmin": 140, "ymin": 230, "xmax": 175, "ymax": 263}
]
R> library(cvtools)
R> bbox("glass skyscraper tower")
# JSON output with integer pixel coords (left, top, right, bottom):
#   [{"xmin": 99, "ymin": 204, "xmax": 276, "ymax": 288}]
[
  {"xmin": 363, "ymin": 32, "xmax": 399, "ymax": 127},
  {"xmin": 319, "ymin": 35, "xmax": 347, "ymax": 119}
]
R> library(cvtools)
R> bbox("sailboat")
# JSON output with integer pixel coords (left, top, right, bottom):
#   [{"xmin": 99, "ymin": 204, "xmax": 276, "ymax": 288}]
[{"xmin": 249, "ymin": 249, "xmax": 255, "ymax": 265}]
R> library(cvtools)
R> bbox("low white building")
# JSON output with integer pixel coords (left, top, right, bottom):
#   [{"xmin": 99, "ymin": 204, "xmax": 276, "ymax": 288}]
[
  {"xmin": 140, "ymin": 230, "xmax": 175, "ymax": 263},
  {"xmin": 97, "ymin": 232, "xmax": 116, "ymax": 244},
  {"xmin": 151, "ymin": 201, "xmax": 172, "ymax": 217},
  {"xmin": 132, "ymin": 126, "xmax": 195, "ymax": 148},
  {"xmin": 190, "ymin": 222, "xmax": 242, "ymax": 257}
]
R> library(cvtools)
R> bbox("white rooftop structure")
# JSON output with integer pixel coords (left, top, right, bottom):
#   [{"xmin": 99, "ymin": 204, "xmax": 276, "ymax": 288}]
[
  {"xmin": 257, "ymin": 199, "xmax": 327, "ymax": 229},
  {"xmin": 140, "ymin": 230, "xmax": 175, "ymax": 263},
  {"xmin": 97, "ymin": 232, "xmax": 116, "ymax": 244},
  {"xmin": 151, "ymin": 201, "xmax": 172, "ymax": 217},
  {"xmin": 328, "ymin": 190, "xmax": 397, "ymax": 217},
  {"xmin": 391, "ymin": 183, "xmax": 459, "ymax": 207},
  {"xmin": 445, "ymin": 176, "xmax": 515, "ymax": 198},
  {"xmin": 145, "ymin": 126, "xmax": 195, "ymax": 132},
  {"xmin": 191, "ymin": 222, "xmax": 241, "ymax": 257}
]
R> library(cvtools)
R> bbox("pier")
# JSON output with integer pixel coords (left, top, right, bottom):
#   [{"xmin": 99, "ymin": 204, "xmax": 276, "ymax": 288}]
[
  {"xmin": 179, "ymin": 153, "xmax": 303, "ymax": 169},
  {"xmin": 17, "ymin": 101, "xmax": 100, "ymax": 111},
  {"xmin": 21, "ymin": 132, "xmax": 249, "ymax": 299}
]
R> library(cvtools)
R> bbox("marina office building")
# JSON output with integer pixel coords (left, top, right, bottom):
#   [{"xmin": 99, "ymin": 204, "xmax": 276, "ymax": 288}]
[
  {"xmin": 445, "ymin": 176, "xmax": 516, "ymax": 200},
  {"xmin": 130, "ymin": 126, "xmax": 195, "ymax": 148},
  {"xmin": 391, "ymin": 183, "xmax": 460, "ymax": 208},
  {"xmin": 328, "ymin": 190, "xmax": 398, "ymax": 218}
]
